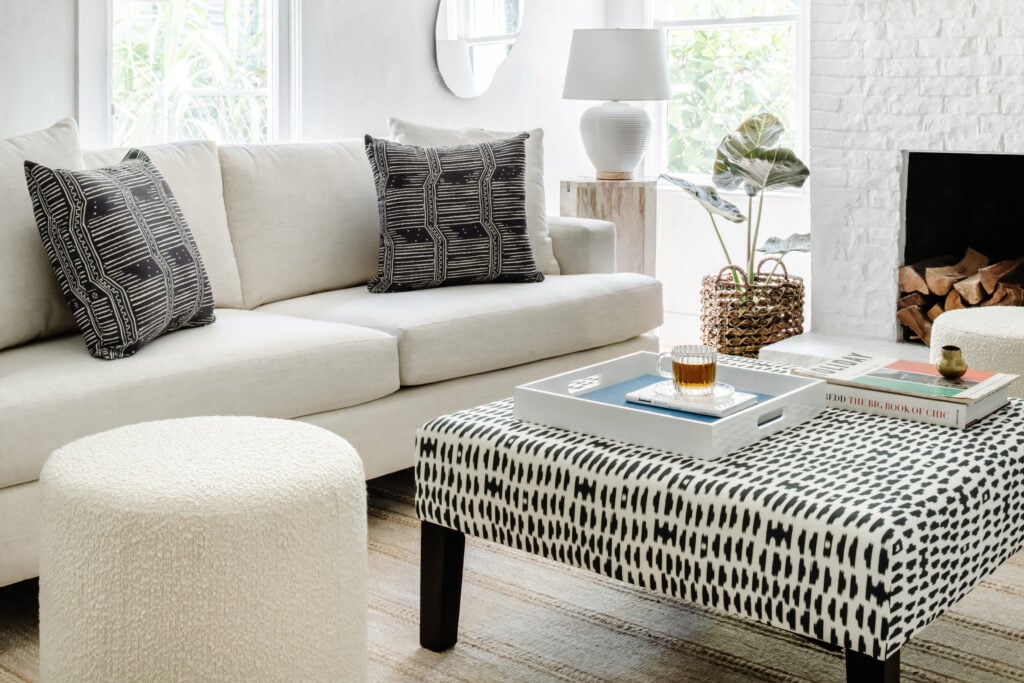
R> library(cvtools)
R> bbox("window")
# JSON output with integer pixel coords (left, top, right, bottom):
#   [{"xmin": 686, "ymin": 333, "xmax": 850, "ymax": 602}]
[
  {"xmin": 78, "ymin": 0, "xmax": 298, "ymax": 147},
  {"xmin": 652, "ymin": 0, "xmax": 804, "ymax": 176},
  {"xmin": 437, "ymin": 0, "xmax": 522, "ymax": 95}
]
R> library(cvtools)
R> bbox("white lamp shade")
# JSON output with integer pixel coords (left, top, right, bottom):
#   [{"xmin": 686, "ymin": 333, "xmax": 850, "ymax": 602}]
[{"xmin": 562, "ymin": 29, "xmax": 671, "ymax": 102}]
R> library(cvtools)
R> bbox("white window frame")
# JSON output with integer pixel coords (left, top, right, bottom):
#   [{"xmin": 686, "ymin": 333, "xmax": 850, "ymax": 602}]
[
  {"xmin": 646, "ymin": 1, "xmax": 809, "ymax": 184},
  {"xmin": 77, "ymin": 0, "xmax": 302, "ymax": 148}
]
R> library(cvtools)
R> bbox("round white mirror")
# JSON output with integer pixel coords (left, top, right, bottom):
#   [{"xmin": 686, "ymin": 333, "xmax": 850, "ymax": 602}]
[{"xmin": 435, "ymin": 0, "xmax": 524, "ymax": 98}]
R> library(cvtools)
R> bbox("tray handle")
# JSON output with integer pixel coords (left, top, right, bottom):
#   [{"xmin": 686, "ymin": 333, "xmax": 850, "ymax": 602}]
[
  {"xmin": 566, "ymin": 374, "xmax": 603, "ymax": 395},
  {"xmin": 756, "ymin": 407, "xmax": 785, "ymax": 428}
]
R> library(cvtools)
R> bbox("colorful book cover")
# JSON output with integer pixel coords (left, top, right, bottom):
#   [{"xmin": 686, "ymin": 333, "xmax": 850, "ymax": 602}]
[{"xmin": 792, "ymin": 352, "xmax": 1017, "ymax": 404}]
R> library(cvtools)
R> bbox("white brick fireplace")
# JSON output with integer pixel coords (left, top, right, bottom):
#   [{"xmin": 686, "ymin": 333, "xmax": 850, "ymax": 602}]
[{"xmin": 809, "ymin": 0, "xmax": 1024, "ymax": 339}]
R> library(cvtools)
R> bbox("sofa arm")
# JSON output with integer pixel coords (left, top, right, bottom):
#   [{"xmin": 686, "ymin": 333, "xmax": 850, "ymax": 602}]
[{"xmin": 547, "ymin": 216, "xmax": 616, "ymax": 275}]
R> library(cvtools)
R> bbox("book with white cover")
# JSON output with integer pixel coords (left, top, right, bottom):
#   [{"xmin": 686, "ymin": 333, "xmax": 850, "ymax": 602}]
[
  {"xmin": 823, "ymin": 382, "xmax": 1009, "ymax": 429},
  {"xmin": 625, "ymin": 381, "xmax": 758, "ymax": 418}
]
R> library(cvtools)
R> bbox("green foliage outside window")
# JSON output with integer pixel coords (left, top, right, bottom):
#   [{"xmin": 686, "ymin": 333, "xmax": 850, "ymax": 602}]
[
  {"xmin": 665, "ymin": 23, "xmax": 797, "ymax": 175},
  {"xmin": 112, "ymin": 0, "xmax": 270, "ymax": 146}
]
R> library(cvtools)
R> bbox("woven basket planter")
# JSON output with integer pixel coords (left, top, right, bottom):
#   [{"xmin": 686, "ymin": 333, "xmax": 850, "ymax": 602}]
[{"xmin": 699, "ymin": 259, "xmax": 805, "ymax": 358}]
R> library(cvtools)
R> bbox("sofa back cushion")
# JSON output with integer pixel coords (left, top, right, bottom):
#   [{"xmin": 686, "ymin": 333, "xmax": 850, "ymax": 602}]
[
  {"xmin": 84, "ymin": 141, "xmax": 244, "ymax": 309},
  {"xmin": 0, "ymin": 118, "xmax": 83, "ymax": 351},
  {"xmin": 219, "ymin": 140, "xmax": 379, "ymax": 308}
]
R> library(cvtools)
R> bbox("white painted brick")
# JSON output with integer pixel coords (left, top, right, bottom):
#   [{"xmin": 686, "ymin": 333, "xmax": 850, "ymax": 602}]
[
  {"xmin": 862, "ymin": 77, "xmax": 919, "ymax": 96},
  {"xmin": 867, "ymin": 190, "xmax": 899, "ymax": 208},
  {"xmin": 977, "ymin": 75, "xmax": 1021, "ymax": 96},
  {"xmin": 999, "ymin": 15, "xmax": 1024, "ymax": 35},
  {"xmin": 810, "ymin": 40, "xmax": 862, "ymax": 60},
  {"xmin": 810, "ymin": 186, "xmax": 865, "ymax": 208},
  {"xmin": 810, "ymin": 75, "xmax": 858, "ymax": 96},
  {"xmin": 883, "ymin": 57, "xmax": 940, "ymax": 78},
  {"xmin": 813, "ymin": 167, "xmax": 848, "ymax": 187},
  {"xmin": 850, "ymin": 206, "xmax": 896, "ymax": 225},
  {"xmin": 980, "ymin": 112, "xmax": 1024, "ymax": 139},
  {"xmin": 917, "ymin": 76, "xmax": 978, "ymax": 96},
  {"xmin": 884, "ymin": 19, "xmax": 942, "ymax": 39},
  {"xmin": 847, "ymin": 170, "xmax": 898, "ymax": 192},
  {"xmin": 916, "ymin": 37, "xmax": 974, "ymax": 58},
  {"xmin": 813, "ymin": 3, "xmax": 861, "ymax": 23},
  {"xmin": 1000, "ymin": 131, "xmax": 1024, "ymax": 153},
  {"xmin": 997, "ymin": 55, "xmax": 1024, "ymax": 75},
  {"xmin": 812, "ymin": 57, "xmax": 881, "ymax": 78},
  {"xmin": 940, "ymin": 16, "xmax": 996, "ymax": 39},
  {"xmin": 982, "ymin": 36, "xmax": 1024, "ymax": 59},
  {"xmin": 919, "ymin": 113, "xmax": 977, "ymax": 133},
  {"xmin": 894, "ymin": 131, "xmax": 948, "ymax": 152},
  {"xmin": 859, "ymin": 38, "xmax": 916, "ymax": 59},
  {"xmin": 808, "ymin": 146, "xmax": 858, "ymax": 167},
  {"xmin": 943, "ymin": 94, "xmax": 999, "ymax": 114},
  {"xmin": 814, "ymin": 20, "xmax": 884, "ymax": 42},
  {"xmin": 938, "ymin": 55, "xmax": 987, "ymax": 76},
  {"xmin": 887, "ymin": 95, "xmax": 944, "ymax": 115},
  {"xmin": 813, "ymin": 93, "xmax": 842, "ymax": 112},
  {"xmin": 811, "ymin": 111, "xmax": 869, "ymax": 132}
]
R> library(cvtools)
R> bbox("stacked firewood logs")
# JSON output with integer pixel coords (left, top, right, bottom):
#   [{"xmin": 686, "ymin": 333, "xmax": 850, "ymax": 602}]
[{"xmin": 897, "ymin": 248, "xmax": 1024, "ymax": 345}]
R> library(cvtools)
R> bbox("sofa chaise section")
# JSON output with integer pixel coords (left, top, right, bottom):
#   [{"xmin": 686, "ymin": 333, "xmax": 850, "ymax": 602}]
[{"xmin": 0, "ymin": 309, "xmax": 399, "ymax": 492}]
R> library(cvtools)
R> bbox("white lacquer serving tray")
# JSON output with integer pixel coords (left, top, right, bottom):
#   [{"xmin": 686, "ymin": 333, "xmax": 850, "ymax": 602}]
[{"xmin": 514, "ymin": 352, "xmax": 826, "ymax": 459}]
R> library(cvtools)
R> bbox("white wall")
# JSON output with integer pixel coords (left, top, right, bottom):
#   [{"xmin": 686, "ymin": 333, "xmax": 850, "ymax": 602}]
[
  {"xmin": 810, "ymin": 0, "xmax": 1024, "ymax": 339},
  {"xmin": 299, "ymin": 1, "xmax": 605, "ymax": 209},
  {"xmin": 0, "ymin": 0, "xmax": 77, "ymax": 138}
]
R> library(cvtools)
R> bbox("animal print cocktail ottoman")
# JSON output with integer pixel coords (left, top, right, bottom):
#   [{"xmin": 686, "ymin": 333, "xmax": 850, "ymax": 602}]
[{"xmin": 414, "ymin": 357, "xmax": 1024, "ymax": 683}]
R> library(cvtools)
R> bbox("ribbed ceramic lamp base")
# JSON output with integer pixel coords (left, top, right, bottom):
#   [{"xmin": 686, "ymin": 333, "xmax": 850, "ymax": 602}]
[{"xmin": 580, "ymin": 101, "xmax": 651, "ymax": 180}]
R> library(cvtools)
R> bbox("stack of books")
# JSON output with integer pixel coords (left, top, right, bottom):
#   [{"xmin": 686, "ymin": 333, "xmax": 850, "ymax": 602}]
[{"xmin": 791, "ymin": 352, "xmax": 1018, "ymax": 429}]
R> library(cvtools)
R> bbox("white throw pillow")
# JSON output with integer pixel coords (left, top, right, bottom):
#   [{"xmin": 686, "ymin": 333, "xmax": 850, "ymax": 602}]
[
  {"xmin": 0, "ymin": 118, "xmax": 83, "ymax": 351},
  {"xmin": 388, "ymin": 117, "xmax": 560, "ymax": 275}
]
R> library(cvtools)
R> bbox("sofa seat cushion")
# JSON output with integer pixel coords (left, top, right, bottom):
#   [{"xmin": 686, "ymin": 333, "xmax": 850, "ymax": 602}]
[
  {"xmin": 0, "ymin": 309, "xmax": 398, "ymax": 490},
  {"xmin": 257, "ymin": 273, "xmax": 663, "ymax": 386}
]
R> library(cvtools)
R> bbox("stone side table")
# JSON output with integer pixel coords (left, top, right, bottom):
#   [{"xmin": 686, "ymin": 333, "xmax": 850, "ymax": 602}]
[{"xmin": 560, "ymin": 177, "xmax": 657, "ymax": 276}]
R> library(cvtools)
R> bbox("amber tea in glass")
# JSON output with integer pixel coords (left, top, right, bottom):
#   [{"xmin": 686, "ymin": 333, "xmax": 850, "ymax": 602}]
[{"xmin": 658, "ymin": 345, "xmax": 717, "ymax": 396}]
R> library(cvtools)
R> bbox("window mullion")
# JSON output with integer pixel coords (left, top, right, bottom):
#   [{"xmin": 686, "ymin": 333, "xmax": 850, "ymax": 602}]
[{"xmin": 656, "ymin": 14, "xmax": 798, "ymax": 30}]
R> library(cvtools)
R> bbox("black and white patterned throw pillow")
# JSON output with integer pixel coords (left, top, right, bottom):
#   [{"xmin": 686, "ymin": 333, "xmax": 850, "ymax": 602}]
[
  {"xmin": 24, "ymin": 150, "xmax": 215, "ymax": 359},
  {"xmin": 364, "ymin": 133, "xmax": 544, "ymax": 293}
]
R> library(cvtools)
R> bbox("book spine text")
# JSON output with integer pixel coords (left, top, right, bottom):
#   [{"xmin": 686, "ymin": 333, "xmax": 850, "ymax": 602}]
[{"xmin": 823, "ymin": 385, "xmax": 966, "ymax": 428}]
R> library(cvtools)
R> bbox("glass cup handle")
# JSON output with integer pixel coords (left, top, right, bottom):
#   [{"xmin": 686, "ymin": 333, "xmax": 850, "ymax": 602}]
[{"xmin": 657, "ymin": 352, "xmax": 674, "ymax": 379}]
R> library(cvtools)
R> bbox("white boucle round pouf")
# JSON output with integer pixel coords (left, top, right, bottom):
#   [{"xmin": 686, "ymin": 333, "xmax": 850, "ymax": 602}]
[
  {"xmin": 930, "ymin": 307, "xmax": 1024, "ymax": 398},
  {"xmin": 39, "ymin": 416, "xmax": 367, "ymax": 682}
]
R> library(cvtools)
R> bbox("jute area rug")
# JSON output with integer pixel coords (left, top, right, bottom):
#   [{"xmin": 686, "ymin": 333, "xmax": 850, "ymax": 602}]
[{"xmin": 2, "ymin": 469, "xmax": 1023, "ymax": 682}]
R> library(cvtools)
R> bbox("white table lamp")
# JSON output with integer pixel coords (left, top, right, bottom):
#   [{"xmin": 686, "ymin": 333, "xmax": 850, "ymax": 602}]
[{"xmin": 563, "ymin": 29, "xmax": 671, "ymax": 180}]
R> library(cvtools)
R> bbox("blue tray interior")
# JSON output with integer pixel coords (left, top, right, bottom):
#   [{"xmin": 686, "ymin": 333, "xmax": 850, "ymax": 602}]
[{"xmin": 578, "ymin": 374, "xmax": 777, "ymax": 424}]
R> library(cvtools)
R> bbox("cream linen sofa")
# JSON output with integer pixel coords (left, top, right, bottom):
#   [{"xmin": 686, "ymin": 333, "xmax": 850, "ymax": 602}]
[{"xmin": 0, "ymin": 120, "xmax": 663, "ymax": 587}]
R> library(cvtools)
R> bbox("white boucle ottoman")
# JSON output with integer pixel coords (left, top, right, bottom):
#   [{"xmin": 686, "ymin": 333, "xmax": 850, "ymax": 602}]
[
  {"xmin": 930, "ymin": 307, "xmax": 1024, "ymax": 398},
  {"xmin": 39, "ymin": 416, "xmax": 367, "ymax": 682}
]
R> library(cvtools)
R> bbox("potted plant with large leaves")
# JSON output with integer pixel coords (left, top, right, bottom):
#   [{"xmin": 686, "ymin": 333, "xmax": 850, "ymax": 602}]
[{"xmin": 662, "ymin": 113, "xmax": 810, "ymax": 357}]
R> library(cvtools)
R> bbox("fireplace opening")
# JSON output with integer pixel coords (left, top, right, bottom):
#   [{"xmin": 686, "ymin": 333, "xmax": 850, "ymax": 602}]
[{"xmin": 897, "ymin": 151, "xmax": 1024, "ymax": 344}]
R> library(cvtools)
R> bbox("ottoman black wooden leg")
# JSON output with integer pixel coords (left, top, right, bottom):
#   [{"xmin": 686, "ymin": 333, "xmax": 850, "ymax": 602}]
[
  {"xmin": 420, "ymin": 521, "xmax": 466, "ymax": 651},
  {"xmin": 845, "ymin": 648, "xmax": 900, "ymax": 683}
]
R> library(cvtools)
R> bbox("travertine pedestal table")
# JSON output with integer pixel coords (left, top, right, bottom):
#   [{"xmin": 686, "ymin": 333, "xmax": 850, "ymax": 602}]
[{"xmin": 560, "ymin": 177, "xmax": 657, "ymax": 276}]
